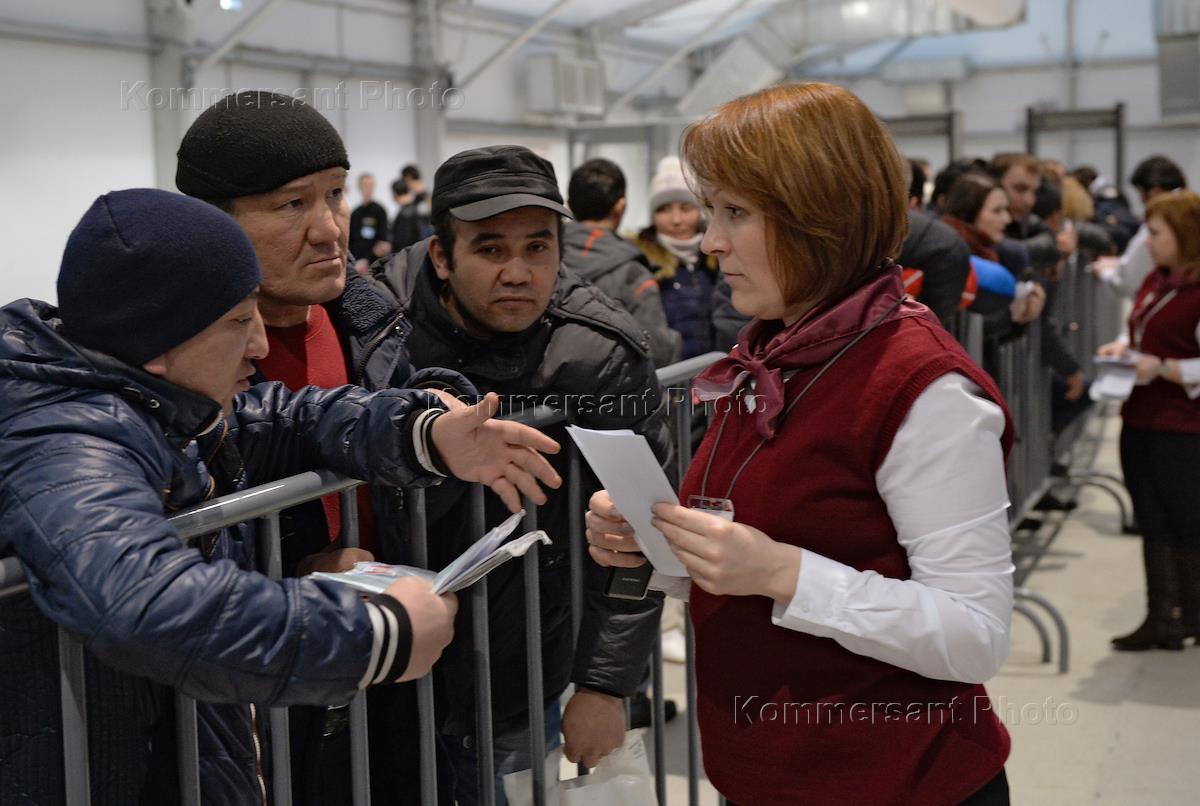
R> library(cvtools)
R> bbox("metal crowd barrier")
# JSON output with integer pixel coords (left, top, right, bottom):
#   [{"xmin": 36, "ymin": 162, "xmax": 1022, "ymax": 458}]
[
  {"xmin": 0, "ymin": 354, "xmax": 723, "ymax": 806},
  {"xmin": 0, "ymin": 261, "xmax": 1124, "ymax": 803}
]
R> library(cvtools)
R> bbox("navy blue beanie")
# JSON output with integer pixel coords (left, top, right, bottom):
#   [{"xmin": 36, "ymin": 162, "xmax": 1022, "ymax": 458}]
[{"xmin": 57, "ymin": 189, "xmax": 262, "ymax": 366}]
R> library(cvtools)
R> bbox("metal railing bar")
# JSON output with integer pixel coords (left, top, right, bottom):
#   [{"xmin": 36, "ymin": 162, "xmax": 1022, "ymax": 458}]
[
  {"xmin": 58, "ymin": 627, "xmax": 91, "ymax": 806},
  {"xmin": 521, "ymin": 503, "xmax": 547, "ymax": 806},
  {"xmin": 470, "ymin": 485, "xmax": 497, "ymax": 806},
  {"xmin": 407, "ymin": 486, "xmax": 439, "ymax": 806},
  {"xmin": 169, "ymin": 470, "xmax": 361, "ymax": 541},
  {"xmin": 657, "ymin": 352, "xmax": 727, "ymax": 388},
  {"xmin": 650, "ymin": 635, "xmax": 667, "ymax": 805},
  {"xmin": 175, "ymin": 691, "xmax": 202, "ymax": 806},
  {"xmin": 259, "ymin": 512, "xmax": 293, "ymax": 806},
  {"xmin": 338, "ymin": 489, "xmax": 372, "ymax": 806}
]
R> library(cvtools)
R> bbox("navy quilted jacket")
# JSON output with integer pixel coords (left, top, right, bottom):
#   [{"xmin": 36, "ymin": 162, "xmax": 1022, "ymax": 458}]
[{"xmin": 0, "ymin": 299, "xmax": 443, "ymax": 804}]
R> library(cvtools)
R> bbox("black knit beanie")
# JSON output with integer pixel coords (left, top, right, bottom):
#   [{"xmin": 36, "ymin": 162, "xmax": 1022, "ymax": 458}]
[
  {"xmin": 57, "ymin": 189, "xmax": 262, "ymax": 366},
  {"xmin": 176, "ymin": 91, "xmax": 350, "ymax": 201}
]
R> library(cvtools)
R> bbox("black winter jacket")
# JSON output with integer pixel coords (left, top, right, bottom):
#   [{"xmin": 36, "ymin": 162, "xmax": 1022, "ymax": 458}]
[
  {"xmin": 561, "ymin": 221, "xmax": 681, "ymax": 367},
  {"xmin": 0, "ymin": 299, "xmax": 444, "ymax": 805},
  {"xmin": 369, "ymin": 241, "xmax": 669, "ymax": 734},
  {"xmin": 899, "ymin": 210, "xmax": 972, "ymax": 327}
]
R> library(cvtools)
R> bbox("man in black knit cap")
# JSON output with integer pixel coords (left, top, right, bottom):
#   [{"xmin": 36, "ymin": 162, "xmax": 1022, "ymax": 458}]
[{"xmin": 176, "ymin": 92, "xmax": 554, "ymax": 805}]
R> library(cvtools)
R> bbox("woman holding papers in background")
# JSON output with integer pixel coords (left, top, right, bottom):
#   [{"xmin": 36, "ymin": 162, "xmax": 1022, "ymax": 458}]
[
  {"xmin": 585, "ymin": 83, "xmax": 1017, "ymax": 806},
  {"xmin": 1097, "ymin": 190, "xmax": 1200, "ymax": 652}
]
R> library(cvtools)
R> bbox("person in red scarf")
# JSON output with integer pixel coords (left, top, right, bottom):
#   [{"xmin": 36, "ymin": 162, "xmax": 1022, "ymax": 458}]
[
  {"xmin": 585, "ymin": 83, "xmax": 1016, "ymax": 806},
  {"xmin": 942, "ymin": 171, "xmax": 1046, "ymax": 330},
  {"xmin": 1097, "ymin": 190, "xmax": 1200, "ymax": 651}
]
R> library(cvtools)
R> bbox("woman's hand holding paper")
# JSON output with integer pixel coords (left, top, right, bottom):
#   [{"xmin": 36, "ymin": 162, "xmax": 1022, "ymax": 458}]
[{"xmin": 650, "ymin": 503, "xmax": 802, "ymax": 602}]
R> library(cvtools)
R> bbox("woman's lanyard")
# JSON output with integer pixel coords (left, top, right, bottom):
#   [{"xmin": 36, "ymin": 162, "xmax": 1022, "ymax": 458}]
[
  {"xmin": 1130, "ymin": 288, "xmax": 1178, "ymax": 351},
  {"xmin": 698, "ymin": 296, "xmax": 905, "ymax": 501}
]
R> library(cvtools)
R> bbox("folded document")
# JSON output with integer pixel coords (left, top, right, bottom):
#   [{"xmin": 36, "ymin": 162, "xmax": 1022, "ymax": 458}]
[{"xmin": 313, "ymin": 511, "xmax": 550, "ymax": 595}]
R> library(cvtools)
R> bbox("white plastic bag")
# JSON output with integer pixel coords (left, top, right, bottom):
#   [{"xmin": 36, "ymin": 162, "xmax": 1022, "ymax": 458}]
[{"xmin": 502, "ymin": 730, "xmax": 656, "ymax": 806}]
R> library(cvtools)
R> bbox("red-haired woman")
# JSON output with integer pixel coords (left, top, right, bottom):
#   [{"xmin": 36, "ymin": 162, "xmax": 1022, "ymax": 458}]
[
  {"xmin": 587, "ymin": 83, "xmax": 1015, "ymax": 805},
  {"xmin": 1098, "ymin": 190, "xmax": 1200, "ymax": 651}
]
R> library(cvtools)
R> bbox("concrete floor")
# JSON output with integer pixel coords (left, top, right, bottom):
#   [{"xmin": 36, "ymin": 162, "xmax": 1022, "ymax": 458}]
[{"xmin": 640, "ymin": 408, "xmax": 1200, "ymax": 804}]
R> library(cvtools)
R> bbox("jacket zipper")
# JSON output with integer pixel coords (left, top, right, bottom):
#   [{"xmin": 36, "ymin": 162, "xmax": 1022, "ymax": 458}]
[
  {"xmin": 353, "ymin": 311, "xmax": 407, "ymax": 384},
  {"xmin": 249, "ymin": 704, "xmax": 268, "ymax": 806}
]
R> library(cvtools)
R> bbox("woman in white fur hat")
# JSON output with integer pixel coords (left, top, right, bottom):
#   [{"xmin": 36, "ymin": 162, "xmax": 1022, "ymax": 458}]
[{"xmin": 633, "ymin": 155, "xmax": 721, "ymax": 359}]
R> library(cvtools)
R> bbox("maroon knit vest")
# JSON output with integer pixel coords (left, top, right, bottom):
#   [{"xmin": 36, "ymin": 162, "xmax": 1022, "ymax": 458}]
[
  {"xmin": 685, "ymin": 315, "xmax": 1013, "ymax": 806},
  {"xmin": 1122, "ymin": 268, "xmax": 1200, "ymax": 433}
]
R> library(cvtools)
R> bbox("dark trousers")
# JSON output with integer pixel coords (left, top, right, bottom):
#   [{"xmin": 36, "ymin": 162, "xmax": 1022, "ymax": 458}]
[{"xmin": 1119, "ymin": 426, "xmax": 1200, "ymax": 549}]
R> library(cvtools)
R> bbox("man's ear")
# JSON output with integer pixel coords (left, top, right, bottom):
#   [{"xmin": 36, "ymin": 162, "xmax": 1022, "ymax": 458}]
[
  {"xmin": 611, "ymin": 197, "xmax": 627, "ymax": 228},
  {"xmin": 429, "ymin": 235, "xmax": 452, "ymax": 281},
  {"xmin": 142, "ymin": 354, "xmax": 168, "ymax": 378}
]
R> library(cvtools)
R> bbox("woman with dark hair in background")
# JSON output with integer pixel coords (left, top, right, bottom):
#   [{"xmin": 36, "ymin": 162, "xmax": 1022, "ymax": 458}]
[
  {"xmin": 1098, "ymin": 190, "xmax": 1200, "ymax": 651},
  {"xmin": 588, "ymin": 83, "xmax": 1016, "ymax": 805},
  {"xmin": 941, "ymin": 172, "xmax": 1046, "ymax": 333}
]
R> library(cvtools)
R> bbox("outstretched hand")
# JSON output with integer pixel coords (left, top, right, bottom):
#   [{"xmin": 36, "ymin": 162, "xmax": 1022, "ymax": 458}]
[{"xmin": 429, "ymin": 392, "xmax": 562, "ymax": 512}]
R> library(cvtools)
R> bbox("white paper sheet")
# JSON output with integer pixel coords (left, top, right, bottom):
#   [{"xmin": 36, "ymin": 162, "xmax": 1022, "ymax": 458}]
[
  {"xmin": 566, "ymin": 426, "xmax": 688, "ymax": 577},
  {"xmin": 1090, "ymin": 355, "xmax": 1138, "ymax": 402}
]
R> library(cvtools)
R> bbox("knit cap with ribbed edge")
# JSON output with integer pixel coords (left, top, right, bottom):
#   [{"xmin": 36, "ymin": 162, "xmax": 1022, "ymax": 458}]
[
  {"xmin": 57, "ymin": 189, "xmax": 262, "ymax": 366},
  {"xmin": 176, "ymin": 91, "xmax": 350, "ymax": 201},
  {"xmin": 648, "ymin": 155, "xmax": 698, "ymax": 212}
]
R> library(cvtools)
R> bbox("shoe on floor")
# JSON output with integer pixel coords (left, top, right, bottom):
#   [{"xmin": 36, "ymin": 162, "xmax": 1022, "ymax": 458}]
[{"xmin": 662, "ymin": 627, "xmax": 686, "ymax": 664}]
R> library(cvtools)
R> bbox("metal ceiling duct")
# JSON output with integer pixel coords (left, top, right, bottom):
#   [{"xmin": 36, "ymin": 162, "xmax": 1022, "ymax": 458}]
[{"xmin": 675, "ymin": 0, "xmax": 1026, "ymax": 117}]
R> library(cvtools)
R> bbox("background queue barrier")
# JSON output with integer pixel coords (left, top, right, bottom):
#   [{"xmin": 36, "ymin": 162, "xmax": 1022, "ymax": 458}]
[{"xmin": 0, "ymin": 261, "xmax": 1126, "ymax": 804}]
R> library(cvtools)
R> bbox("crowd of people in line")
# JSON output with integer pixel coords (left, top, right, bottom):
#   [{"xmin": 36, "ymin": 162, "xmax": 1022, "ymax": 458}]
[{"xmin": 1, "ymin": 79, "xmax": 1198, "ymax": 806}]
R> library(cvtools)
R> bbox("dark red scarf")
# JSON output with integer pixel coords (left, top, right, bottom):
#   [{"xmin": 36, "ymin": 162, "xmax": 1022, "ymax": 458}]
[
  {"xmin": 941, "ymin": 215, "xmax": 999, "ymax": 263},
  {"xmin": 693, "ymin": 263, "xmax": 937, "ymax": 439}
]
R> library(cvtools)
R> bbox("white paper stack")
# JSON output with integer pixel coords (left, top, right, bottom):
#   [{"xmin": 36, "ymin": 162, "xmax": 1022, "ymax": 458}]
[{"xmin": 313, "ymin": 510, "xmax": 550, "ymax": 595}]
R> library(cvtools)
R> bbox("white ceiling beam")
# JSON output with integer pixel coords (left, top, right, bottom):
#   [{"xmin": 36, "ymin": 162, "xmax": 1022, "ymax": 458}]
[
  {"xmin": 593, "ymin": 0, "xmax": 701, "ymax": 38},
  {"xmin": 457, "ymin": 0, "xmax": 571, "ymax": 90},
  {"xmin": 608, "ymin": 0, "xmax": 753, "ymax": 115},
  {"xmin": 193, "ymin": 0, "xmax": 291, "ymax": 76}
]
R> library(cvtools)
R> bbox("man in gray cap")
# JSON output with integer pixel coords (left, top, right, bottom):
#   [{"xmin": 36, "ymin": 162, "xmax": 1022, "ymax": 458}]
[{"xmin": 371, "ymin": 145, "xmax": 671, "ymax": 806}]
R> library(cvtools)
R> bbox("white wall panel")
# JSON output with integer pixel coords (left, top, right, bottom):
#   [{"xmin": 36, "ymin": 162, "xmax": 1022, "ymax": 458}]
[
  {"xmin": 0, "ymin": 0, "xmax": 146, "ymax": 37},
  {"xmin": 0, "ymin": 40, "xmax": 155, "ymax": 305}
]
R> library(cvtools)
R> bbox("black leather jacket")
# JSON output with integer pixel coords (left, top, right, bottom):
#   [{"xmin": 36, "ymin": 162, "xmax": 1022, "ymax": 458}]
[{"xmin": 369, "ymin": 240, "xmax": 670, "ymax": 733}]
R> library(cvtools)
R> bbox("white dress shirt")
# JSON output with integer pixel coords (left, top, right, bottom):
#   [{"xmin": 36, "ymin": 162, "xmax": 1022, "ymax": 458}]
[
  {"xmin": 652, "ymin": 372, "xmax": 1013, "ymax": 685},
  {"xmin": 1105, "ymin": 223, "xmax": 1155, "ymax": 299}
]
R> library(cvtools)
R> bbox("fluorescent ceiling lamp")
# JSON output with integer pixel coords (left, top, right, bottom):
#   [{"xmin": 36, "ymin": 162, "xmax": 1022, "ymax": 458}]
[
  {"xmin": 219, "ymin": 0, "xmax": 244, "ymax": 10},
  {"xmin": 842, "ymin": 1, "xmax": 871, "ymax": 20}
]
